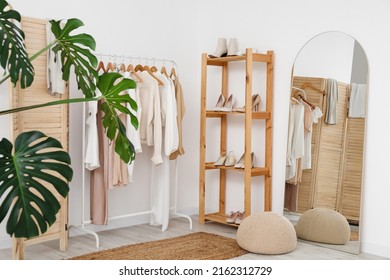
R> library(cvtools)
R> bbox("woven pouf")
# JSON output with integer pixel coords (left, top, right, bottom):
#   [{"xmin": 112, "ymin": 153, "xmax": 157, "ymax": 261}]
[
  {"xmin": 236, "ymin": 212, "xmax": 297, "ymax": 254},
  {"xmin": 296, "ymin": 208, "xmax": 350, "ymax": 245}
]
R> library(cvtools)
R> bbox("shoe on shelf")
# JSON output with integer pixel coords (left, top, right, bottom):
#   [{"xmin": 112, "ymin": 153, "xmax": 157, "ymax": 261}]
[
  {"xmin": 233, "ymin": 94, "xmax": 261, "ymax": 112},
  {"xmin": 208, "ymin": 38, "xmax": 228, "ymax": 58},
  {"xmin": 219, "ymin": 94, "xmax": 235, "ymax": 112},
  {"xmin": 214, "ymin": 152, "xmax": 227, "ymax": 166},
  {"xmin": 227, "ymin": 38, "xmax": 239, "ymax": 56},
  {"xmin": 234, "ymin": 152, "xmax": 255, "ymax": 169},
  {"xmin": 214, "ymin": 94, "xmax": 225, "ymax": 111},
  {"xmin": 224, "ymin": 151, "xmax": 237, "ymax": 166},
  {"xmin": 235, "ymin": 211, "xmax": 244, "ymax": 225},
  {"xmin": 226, "ymin": 211, "xmax": 238, "ymax": 223}
]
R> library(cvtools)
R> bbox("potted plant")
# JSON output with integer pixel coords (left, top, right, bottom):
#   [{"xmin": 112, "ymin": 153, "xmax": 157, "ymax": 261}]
[{"xmin": 0, "ymin": 0, "xmax": 138, "ymax": 239}]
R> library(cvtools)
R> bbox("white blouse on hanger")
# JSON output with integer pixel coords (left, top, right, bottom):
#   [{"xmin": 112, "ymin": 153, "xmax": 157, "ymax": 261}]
[
  {"xmin": 84, "ymin": 89, "xmax": 102, "ymax": 170},
  {"xmin": 137, "ymin": 71, "xmax": 163, "ymax": 165},
  {"xmin": 285, "ymin": 100, "xmax": 305, "ymax": 180},
  {"xmin": 154, "ymin": 72, "xmax": 179, "ymax": 156}
]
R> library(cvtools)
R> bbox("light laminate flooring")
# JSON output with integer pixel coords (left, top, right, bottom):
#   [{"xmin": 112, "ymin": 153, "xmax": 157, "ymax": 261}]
[{"xmin": 0, "ymin": 215, "xmax": 387, "ymax": 260}]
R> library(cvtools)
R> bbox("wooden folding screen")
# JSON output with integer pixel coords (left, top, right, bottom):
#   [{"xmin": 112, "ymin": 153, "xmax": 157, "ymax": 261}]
[
  {"xmin": 10, "ymin": 16, "xmax": 69, "ymax": 259},
  {"xmin": 293, "ymin": 76, "xmax": 364, "ymax": 223}
]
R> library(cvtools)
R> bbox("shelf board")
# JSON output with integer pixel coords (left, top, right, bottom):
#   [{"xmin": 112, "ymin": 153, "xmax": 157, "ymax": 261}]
[
  {"xmin": 204, "ymin": 212, "xmax": 239, "ymax": 227},
  {"xmin": 205, "ymin": 162, "xmax": 270, "ymax": 176},
  {"xmin": 206, "ymin": 110, "xmax": 271, "ymax": 119},
  {"xmin": 206, "ymin": 53, "xmax": 272, "ymax": 65}
]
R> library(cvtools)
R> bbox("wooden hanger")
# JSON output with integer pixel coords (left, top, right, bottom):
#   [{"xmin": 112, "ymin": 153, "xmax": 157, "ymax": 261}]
[
  {"xmin": 144, "ymin": 65, "xmax": 164, "ymax": 85},
  {"xmin": 170, "ymin": 67, "xmax": 177, "ymax": 79},
  {"xmin": 134, "ymin": 63, "xmax": 144, "ymax": 72},
  {"xmin": 160, "ymin": 66, "xmax": 169, "ymax": 78},
  {"xmin": 127, "ymin": 63, "xmax": 143, "ymax": 83},
  {"xmin": 106, "ymin": 61, "xmax": 115, "ymax": 72},
  {"xmin": 301, "ymin": 82, "xmax": 326, "ymax": 95},
  {"xmin": 97, "ymin": 61, "xmax": 106, "ymax": 72},
  {"xmin": 297, "ymin": 93, "xmax": 315, "ymax": 109},
  {"xmin": 120, "ymin": 63, "xmax": 127, "ymax": 72},
  {"xmin": 150, "ymin": 65, "xmax": 158, "ymax": 73}
]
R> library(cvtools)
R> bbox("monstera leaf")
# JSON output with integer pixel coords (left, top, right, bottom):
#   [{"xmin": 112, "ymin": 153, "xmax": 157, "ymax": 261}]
[
  {"xmin": 50, "ymin": 18, "xmax": 98, "ymax": 98},
  {"xmin": 98, "ymin": 72, "xmax": 138, "ymax": 163},
  {"xmin": 0, "ymin": 0, "xmax": 34, "ymax": 88},
  {"xmin": 0, "ymin": 131, "xmax": 73, "ymax": 238}
]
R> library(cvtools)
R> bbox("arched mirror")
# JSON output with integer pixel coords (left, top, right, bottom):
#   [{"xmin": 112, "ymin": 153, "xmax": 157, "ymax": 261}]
[{"xmin": 284, "ymin": 31, "xmax": 368, "ymax": 254}]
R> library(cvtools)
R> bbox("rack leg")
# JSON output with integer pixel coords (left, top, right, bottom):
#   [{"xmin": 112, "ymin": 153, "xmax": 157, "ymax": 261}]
[
  {"xmin": 68, "ymin": 225, "xmax": 100, "ymax": 248},
  {"xmin": 170, "ymin": 211, "xmax": 193, "ymax": 230}
]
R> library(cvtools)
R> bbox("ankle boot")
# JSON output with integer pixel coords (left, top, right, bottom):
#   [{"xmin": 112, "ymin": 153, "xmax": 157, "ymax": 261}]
[
  {"xmin": 208, "ymin": 38, "xmax": 228, "ymax": 58},
  {"xmin": 227, "ymin": 38, "xmax": 239, "ymax": 56}
]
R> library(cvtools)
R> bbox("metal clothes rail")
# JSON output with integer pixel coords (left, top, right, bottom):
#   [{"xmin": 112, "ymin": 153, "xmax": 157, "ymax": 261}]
[{"xmin": 68, "ymin": 53, "xmax": 192, "ymax": 248}]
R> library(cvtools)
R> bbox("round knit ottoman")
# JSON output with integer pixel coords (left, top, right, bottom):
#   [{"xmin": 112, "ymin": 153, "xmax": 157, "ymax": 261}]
[
  {"xmin": 236, "ymin": 212, "xmax": 297, "ymax": 255},
  {"xmin": 296, "ymin": 208, "xmax": 350, "ymax": 245}
]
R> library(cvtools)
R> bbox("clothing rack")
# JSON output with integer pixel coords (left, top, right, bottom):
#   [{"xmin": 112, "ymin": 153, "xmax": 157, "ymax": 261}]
[{"xmin": 68, "ymin": 53, "xmax": 192, "ymax": 248}]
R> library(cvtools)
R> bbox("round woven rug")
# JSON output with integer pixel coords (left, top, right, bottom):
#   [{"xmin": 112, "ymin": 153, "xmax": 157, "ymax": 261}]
[{"xmin": 69, "ymin": 232, "xmax": 247, "ymax": 260}]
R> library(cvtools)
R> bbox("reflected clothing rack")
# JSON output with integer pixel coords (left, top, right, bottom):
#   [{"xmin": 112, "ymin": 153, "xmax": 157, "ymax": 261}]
[{"xmin": 68, "ymin": 53, "xmax": 192, "ymax": 248}]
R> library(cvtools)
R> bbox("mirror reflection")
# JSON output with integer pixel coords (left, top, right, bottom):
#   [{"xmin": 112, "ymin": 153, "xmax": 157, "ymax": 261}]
[{"xmin": 284, "ymin": 31, "xmax": 368, "ymax": 254}]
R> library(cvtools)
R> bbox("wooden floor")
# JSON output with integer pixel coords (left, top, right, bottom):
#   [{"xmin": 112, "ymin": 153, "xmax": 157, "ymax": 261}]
[{"xmin": 0, "ymin": 215, "xmax": 387, "ymax": 260}]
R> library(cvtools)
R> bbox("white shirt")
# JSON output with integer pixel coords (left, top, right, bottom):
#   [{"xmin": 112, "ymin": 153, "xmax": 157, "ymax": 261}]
[{"xmin": 84, "ymin": 89, "xmax": 102, "ymax": 170}]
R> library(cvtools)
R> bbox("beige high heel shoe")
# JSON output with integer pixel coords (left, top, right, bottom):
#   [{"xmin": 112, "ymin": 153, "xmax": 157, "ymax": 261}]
[
  {"xmin": 234, "ymin": 152, "xmax": 255, "ymax": 169},
  {"xmin": 224, "ymin": 151, "xmax": 237, "ymax": 166},
  {"xmin": 220, "ymin": 94, "xmax": 235, "ymax": 112},
  {"xmin": 214, "ymin": 151, "xmax": 227, "ymax": 165},
  {"xmin": 233, "ymin": 94, "xmax": 261, "ymax": 112},
  {"xmin": 214, "ymin": 94, "xmax": 225, "ymax": 111}
]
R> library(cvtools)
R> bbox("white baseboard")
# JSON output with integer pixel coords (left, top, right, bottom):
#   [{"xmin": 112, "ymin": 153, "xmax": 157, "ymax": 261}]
[{"xmin": 360, "ymin": 242, "xmax": 390, "ymax": 259}]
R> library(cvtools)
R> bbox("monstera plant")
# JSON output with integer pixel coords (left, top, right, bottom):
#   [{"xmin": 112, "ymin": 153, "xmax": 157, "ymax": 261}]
[{"xmin": 0, "ymin": 0, "xmax": 137, "ymax": 238}]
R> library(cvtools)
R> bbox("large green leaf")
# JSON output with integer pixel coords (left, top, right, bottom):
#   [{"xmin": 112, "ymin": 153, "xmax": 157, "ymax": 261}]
[
  {"xmin": 50, "ymin": 18, "xmax": 98, "ymax": 98},
  {"xmin": 0, "ymin": 131, "xmax": 73, "ymax": 239},
  {"xmin": 0, "ymin": 0, "xmax": 34, "ymax": 88},
  {"xmin": 98, "ymin": 72, "xmax": 138, "ymax": 163}
]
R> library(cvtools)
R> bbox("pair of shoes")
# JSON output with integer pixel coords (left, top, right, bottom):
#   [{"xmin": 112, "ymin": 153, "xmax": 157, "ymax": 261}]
[
  {"xmin": 214, "ymin": 94, "xmax": 235, "ymax": 111},
  {"xmin": 214, "ymin": 151, "xmax": 236, "ymax": 166},
  {"xmin": 208, "ymin": 38, "xmax": 241, "ymax": 58},
  {"xmin": 226, "ymin": 211, "xmax": 244, "ymax": 225},
  {"xmin": 234, "ymin": 152, "xmax": 255, "ymax": 169},
  {"xmin": 233, "ymin": 94, "xmax": 261, "ymax": 112}
]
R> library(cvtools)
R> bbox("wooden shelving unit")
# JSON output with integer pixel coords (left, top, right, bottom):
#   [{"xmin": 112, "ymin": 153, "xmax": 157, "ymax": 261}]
[{"xmin": 199, "ymin": 48, "xmax": 274, "ymax": 226}]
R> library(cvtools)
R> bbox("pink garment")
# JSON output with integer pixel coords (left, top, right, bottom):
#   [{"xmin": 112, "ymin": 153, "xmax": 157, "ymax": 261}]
[{"xmin": 90, "ymin": 101, "xmax": 129, "ymax": 225}]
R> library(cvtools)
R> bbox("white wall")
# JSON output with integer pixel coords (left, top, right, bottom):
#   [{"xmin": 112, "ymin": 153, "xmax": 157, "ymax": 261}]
[{"xmin": 1, "ymin": 0, "xmax": 390, "ymax": 258}]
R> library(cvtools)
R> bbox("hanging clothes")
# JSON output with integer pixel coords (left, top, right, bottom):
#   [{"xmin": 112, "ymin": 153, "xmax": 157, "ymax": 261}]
[
  {"xmin": 125, "ymin": 72, "xmax": 143, "ymax": 182},
  {"xmin": 46, "ymin": 20, "xmax": 66, "ymax": 95},
  {"xmin": 137, "ymin": 71, "xmax": 163, "ymax": 165},
  {"xmin": 154, "ymin": 72, "xmax": 179, "ymax": 156},
  {"xmin": 325, "ymin": 78, "xmax": 338, "ymax": 124},
  {"xmin": 349, "ymin": 83, "xmax": 367, "ymax": 118},
  {"xmin": 169, "ymin": 76, "xmax": 186, "ymax": 160},
  {"xmin": 85, "ymin": 90, "xmax": 101, "ymax": 171},
  {"xmin": 285, "ymin": 99, "xmax": 305, "ymax": 180},
  {"xmin": 302, "ymin": 105, "xmax": 323, "ymax": 170}
]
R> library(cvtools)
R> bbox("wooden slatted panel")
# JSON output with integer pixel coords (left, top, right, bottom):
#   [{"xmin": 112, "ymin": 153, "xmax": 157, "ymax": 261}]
[
  {"xmin": 292, "ymin": 77, "xmax": 325, "ymax": 213},
  {"xmin": 313, "ymin": 81, "xmax": 349, "ymax": 210},
  {"xmin": 11, "ymin": 16, "xmax": 69, "ymax": 258},
  {"xmin": 338, "ymin": 117, "xmax": 364, "ymax": 221}
]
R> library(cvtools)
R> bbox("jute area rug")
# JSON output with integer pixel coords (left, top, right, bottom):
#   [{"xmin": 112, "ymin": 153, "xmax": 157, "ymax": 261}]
[{"xmin": 70, "ymin": 232, "xmax": 248, "ymax": 260}]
